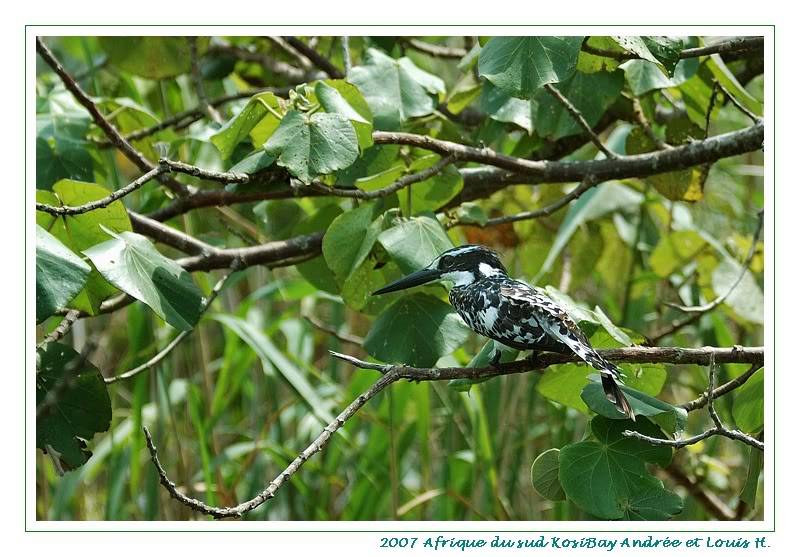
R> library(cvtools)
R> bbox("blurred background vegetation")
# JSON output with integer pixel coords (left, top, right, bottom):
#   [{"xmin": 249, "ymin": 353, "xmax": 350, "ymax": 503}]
[{"xmin": 35, "ymin": 35, "xmax": 764, "ymax": 521}]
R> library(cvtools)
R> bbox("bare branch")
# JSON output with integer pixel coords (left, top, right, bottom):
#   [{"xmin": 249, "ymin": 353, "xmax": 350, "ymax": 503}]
[
  {"xmin": 303, "ymin": 314, "xmax": 364, "ymax": 346},
  {"xmin": 624, "ymin": 355, "xmax": 764, "ymax": 451},
  {"xmin": 144, "ymin": 368, "xmax": 400, "ymax": 518},
  {"xmin": 284, "ymin": 37, "xmax": 344, "ymax": 79},
  {"xmin": 129, "ymin": 211, "xmax": 219, "ymax": 256},
  {"xmin": 37, "ymin": 309, "xmax": 81, "ymax": 348},
  {"xmin": 35, "ymin": 37, "xmax": 189, "ymax": 197},
  {"xmin": 543, "ymin": 84, "xmax": 617, "ymax": 159},
  {"xmin": 681, "ymin": 363, "xmax": 762, "ymax": 412},
  {"xmin": 158, "ymin": 158, "xmax": 250, "ymax": 184},
  {"xmin": 399, "ymin": 38, "xmax": 468, "ymax": 59},
  {"xmin": 581, "ymin": 36, "xmax": 764, "ymax": 61},
  {"xmin": 448, "ymin": 176, "xmax": 598, "ymax": 229},
  {"xmin": 105, "ymin": 262, "xmax": 241, "ymax": 384},
  {"xmin": 176, "ymin": 232, "xmax": 323, "ymax": 272},
  {"xmin": 189, "ymin": 37, "xmax": 223, "ymax": 124}
]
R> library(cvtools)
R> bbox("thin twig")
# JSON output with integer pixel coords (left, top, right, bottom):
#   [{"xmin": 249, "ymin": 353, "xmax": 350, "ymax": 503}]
[
  {"xmin": 284, "ymin": 37, "xmax": 344, "ymax": 79},
  {"xmin": 666, "ymin": 210, "xmax": 763, "ymax": 314},
  {"xmin": 624, "ymin": 354, "xmax": 764, "ymax": 451},
  {"xmin": 144, "ymin": 368, "xmax": 400, "ymax": 518},
  {"xmin": 400, "ymin": 38, "xmax": 468, "ymax": 59},
  {"xmin": 305, "ymin": 156, "xmax": 455, "ymax": 200},
  {"xmin": 35, "ymin": 167, "xmax": 165, "ymax": 216},
  {"xmin": 105, "ymin": 261, "xmax": 242, "ymax": 384},
  {"xmin": 35, "ymin": 37, "xmax": 189, "ymax": 197},
  {"xmin": 543, "ymin": 84, "xmax": 617, "ymax": 159},
  {"xmin": 302, "ymin": 314, "xmax": 364, "ymax": 346},
  {"xmin": 158, "ymin": 158, "xmax": 250, "ymax": 184},
  {"xmin": 448, "ymin": 176, "xmax": 598, "ymax": 229},
  {"xmin": 37, "ymin": 309, "xmax": 81, "ymax": 348},
  {"xmin": 189, "ymin": 37, "xmax": 223, "ymax": 124},
  {"xmin": 631, "ymin": 96, "xmax": 672, "ymax": 150},
  {"xmin": 716, "ymin": 80, "xmax": 762, "ymax": 124},
  {"xmin": 681, "ymin": 363, "xmax": 762, "ymax": 412}
]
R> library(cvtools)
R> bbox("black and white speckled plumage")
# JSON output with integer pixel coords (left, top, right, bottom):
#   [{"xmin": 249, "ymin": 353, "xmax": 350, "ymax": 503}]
[{"xmin": 373, "ymin": 244, "xmax": 634, "ymax": 420}]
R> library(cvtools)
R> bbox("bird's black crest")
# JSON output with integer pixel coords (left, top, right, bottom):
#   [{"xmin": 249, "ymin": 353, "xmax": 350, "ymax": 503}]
[{"xmin": 435, "ymin": 245, "xmax": 507, "ymax": 275}]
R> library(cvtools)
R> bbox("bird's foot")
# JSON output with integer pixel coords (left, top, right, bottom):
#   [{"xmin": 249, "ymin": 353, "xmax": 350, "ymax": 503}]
[{"xmin": 524, "ymin": 351, "xmax": 541, "ymax": 366}]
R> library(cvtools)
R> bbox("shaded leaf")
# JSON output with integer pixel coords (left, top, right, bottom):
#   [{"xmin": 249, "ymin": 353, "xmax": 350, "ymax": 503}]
[
  {"xmin": 364, "ymin": 293, "xmax": 469, "ymax": 367},
  {"xmin": 99, "ymin": 37, "xmax": 206, "ymax": 79},
  {"xmin": 478, "ymin": 37, "xmax": 583, "ymax": 99},
  {"xmin": 83, "ymin": 230, "xmax": 203, "ymax": 331},
  {"xmin": 36, "ymin": 225, "xmax": 91, "ymax": 322},
  {"xmin": 531, "ymin": 448, "xmax": 566, "ymax": 501},
  {"xmin": 36, "ymin": 342, "xmax": 111, "ymax": 471},
  {"xmin": 732, "ymin": 368, "xmax": 764, "ymax": 433},
  {"xmin": 378, "ymin": 214, "xmax": 454, "ymax": 274}
]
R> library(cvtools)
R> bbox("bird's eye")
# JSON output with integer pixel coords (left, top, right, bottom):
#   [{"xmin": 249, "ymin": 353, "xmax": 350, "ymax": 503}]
[{"xmin": 440, "ymin": 255, "xmax": 454, "ymax": 269}]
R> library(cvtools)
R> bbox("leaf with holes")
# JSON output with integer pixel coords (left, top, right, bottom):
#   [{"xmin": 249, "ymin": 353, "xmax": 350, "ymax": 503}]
[
  {"xmin": 364, "ymin": 293, "xmax": 469, "ymax": 367},
  {"xmin": 478, "ymin": 37, "xmax": 583, "ymax": 99},
  {"xmin": 83, "ymin": 230, "xmax": 203, "ymax": 331},
  {"xmin": 36, "ymin": 225, "xmax": 91, "ymax": 322},
  {"xmin": 264, "ymin": 110, "xmax": 359, "ymax": 183},
  {"xmin": 36, "ymin": 342, "xmax": 111, "ymax": 471}
]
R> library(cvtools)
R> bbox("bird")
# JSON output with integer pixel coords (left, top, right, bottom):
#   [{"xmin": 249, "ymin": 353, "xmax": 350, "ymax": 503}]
[{"xmin": 372, "ymin": 244, "xmax": 635, "ymax": 420}]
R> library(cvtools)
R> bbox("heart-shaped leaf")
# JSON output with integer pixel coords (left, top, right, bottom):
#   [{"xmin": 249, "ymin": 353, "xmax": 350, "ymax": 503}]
[
  {"xmin": 531, "ymin": 448, "xmax": 566, "ymax": 501},
  {"xmin": 378, "ymin": 214, "xmax": 454, "ymax": 274},
  {"xmin": 264, "ymin": 110, "xmax": 359, "ymax": 183}
]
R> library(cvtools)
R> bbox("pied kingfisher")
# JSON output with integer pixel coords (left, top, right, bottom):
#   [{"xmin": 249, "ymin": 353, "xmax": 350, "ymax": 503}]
[{"xmin": 373, "ymin": 244, "xmax": 634, "ymax": 420}]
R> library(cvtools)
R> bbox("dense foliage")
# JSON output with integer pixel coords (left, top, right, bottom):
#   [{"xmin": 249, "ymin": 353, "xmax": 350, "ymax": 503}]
[{"xmin": 34, "ymin": 35, "xmax": 764, "ymax": 521}]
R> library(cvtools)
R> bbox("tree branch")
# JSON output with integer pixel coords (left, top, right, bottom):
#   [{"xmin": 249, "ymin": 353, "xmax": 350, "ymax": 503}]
[
  {"xmin": 581, "ymin": 36, "xmax": 764, "ymax": 62},
  {"xmin": 35, "ymin": 37, "xmax": 189, "ymax": 197},
  {"xmin": 680, "ymin": 363, "xmax": 762, "ymax": 412},
  {"xmin": 146, "ymin": 344, "xmax": 762, "ymax": 518},
  {"xmin": 543, "ymin": 84, "xmax": 617, "ymax": 158},
  {"xmin": 143, "ymin": 369, "xmax": 400, "ymax": 518},
  {"xmin": 105, "ymin": 262, "xmax": 241, "ymax": 384},
  {"xmin": 624, "ymin": 355, "xmax": 764, "ymax": 451},
  {"xmin": 284, "ymin": 37, "xmax": 344, "ymax": 79},
  {"xmin": 399, "ymin": 38, "xmax": 468, "ymax": 59}
]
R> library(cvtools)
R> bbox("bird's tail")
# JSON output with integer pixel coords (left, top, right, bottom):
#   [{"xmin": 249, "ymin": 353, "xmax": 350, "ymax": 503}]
[
  {"xmin": 599, "ymin": 369, "xmax": 635, "ymax": 421},
  {"xmin": 580, "ymin": 350, "xmax": 635, "ymax": 421}
]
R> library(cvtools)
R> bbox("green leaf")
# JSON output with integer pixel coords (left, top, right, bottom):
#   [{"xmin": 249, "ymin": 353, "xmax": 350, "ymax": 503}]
[
  {"xmin": 733, "ymin": 368, "xmax": 764, "ymax": 433},
  {"xmin": 707, "ymin": 54, "xmax": 763, "ymax": 117},
  {"xmin": 83, "ymin": 230, "xmax": 203, "ymax": 331},
  {"xmin": 448, "ymin": 340, "xmax": 518, "ymax": 392},
  {"xmin": 36, "ymin": 224, "xmax": 91, "ymax": 322},
  {"xmin": 537, "ymin": 363, "xmax": 593, "ymax": 414},
  {"xmin": 99, "ymin": 37, "xmax": 207, "ymax": 79},
  {"xmin": 739, "ymin": 444, "xmax": 763, "ymax": 509},
  {"xmin": 36, "ymin": 342, "xmax": 111, "ymax": 471},
  {"xmin": 478, "ymin": 37, "xmax": 583, "ymax": 99},
  {"xmin": 293, "ymin": 204, "xmax": 344, "ymax": 294},
  {"xmin": 480, "ymin": 81, "xmax": 532, "ymax": 133},
  {"xmin": 378, "ymin": 214, "xmax": 454, "ymax": 274},
  {"xmin": 212, "ymin": 314, "xmax": 336, "ymax": 426},
  {"xmin": 36, "ymin": 112, "xmax": 94, "ymax": 189},
  {"xmin": 711, "ymin": 256, "xmax": 764, "ymax": 324},
  {"xmin": 315, "ymin": 80, "xmax": 374, "ymax": 150},
  {"xmin": 581, "ymin": 379, "xmax": 688, "ymax": 434},
  {"xmin": 349, "ymin": 48, "xmax": 445, "ymax": 130},
  {"xmin": 639, "ymin": 37, "xmax": 683, "ymax": 76},
  {"xmin": 211, "ymin": 92, "xmax": 284, "ymax": 159},
  {"xmin": 364, "ymin": 293, "xmax": 469, "ymax": 367},
  {"xmin": 531, "ymin": 448, "xmax": 566, "ymax": 501},
  {"xmin": 622, "ymin": 484, "xmax": 685, "ymax": 520},
  {"xmin": 322, "ymin": 201, "xmax": 383, "ymax": 280},
  {"xmin": 649, "ymin": 230, "xmax": 707, "ymax": 277},
  {"xmin": 559, "ymin": 416, "xmax": 677, "ymax": 519},
  {"xmin": 678, "ymin": 62, "xmax": 719, "ymax": 128},
  {"xmin": 399, "ymin": 159, "xmax": 463, "ymax": 214},
  {"xmin": 533, "ymin": 70, "xmax": 624, "ymax": 141},
  {"xmin": 264, "ymin": 110, "xmax": 359, "ymax": 184},
  {"xmin": 454, "ymin": 202, "xmax": 489, "ymax": 227},
  {"xmin": 625, "ymin": 126, "xmax": 706, "ymax": 201},
  {"xmin": 38, "ymin": 180, "xmax": 134, "ymax": 314},
  {"xmin": 536, "ymin": 182, "xmax": 643, "ymax": 280}
]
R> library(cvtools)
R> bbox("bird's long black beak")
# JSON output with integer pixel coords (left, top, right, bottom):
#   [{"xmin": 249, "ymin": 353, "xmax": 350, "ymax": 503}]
[{"xmin": 372, "ymin": 268, "xmax": 442, "ymax": 295}]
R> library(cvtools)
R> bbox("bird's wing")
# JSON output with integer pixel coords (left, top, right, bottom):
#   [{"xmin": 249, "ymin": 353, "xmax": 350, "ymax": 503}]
[{"xmin": 500, "ymin": 281, "xmax": 635, "ymax": 420}]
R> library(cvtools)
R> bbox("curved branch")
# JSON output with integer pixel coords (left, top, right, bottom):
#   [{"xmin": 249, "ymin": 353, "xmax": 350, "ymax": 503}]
[
  {"xmin": 582, "ymin": 36, "xmax": 764, "ymax": 61},
  {"xmin": 144, "ymin": 369, "xmax": 400, "ymax": 518},
  {"xmin": 399, "ymin": 38, "xmax": 468, "ymax": 59},
  {"xmin": 105, "ymin": 263, "xmax": 240, "ymax": 384},
  {"xmin": 35, "ymin": 37, "xmax": 189, "ymax": 197},
  {"xmin": 284, "ymin": 37, "xmax": 344, "ymax": 78},
  {"xmin": 375, "ymin": 121, "xmax": 763, "ymax": 184}
]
